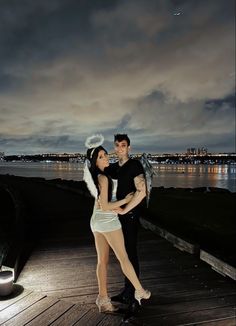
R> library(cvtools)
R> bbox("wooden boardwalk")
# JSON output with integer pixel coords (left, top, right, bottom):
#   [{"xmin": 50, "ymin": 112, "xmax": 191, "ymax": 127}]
[{"xmin": 1, "ymin": 217, "xmax": 236, "ymax": 325}]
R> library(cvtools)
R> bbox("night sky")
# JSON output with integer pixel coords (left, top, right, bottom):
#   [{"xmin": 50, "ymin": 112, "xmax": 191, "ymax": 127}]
[{"xmin": 0, "ymin": 0, "xmax": 235, "ymax": 155}]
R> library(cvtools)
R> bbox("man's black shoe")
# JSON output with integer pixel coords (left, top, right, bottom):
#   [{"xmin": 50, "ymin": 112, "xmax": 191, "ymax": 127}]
[
  {"xmin": 128, "ymin": 300, "xmax": 140, "ymax": 313},
  {"xmin": 111, "ymin": 293, "xmax": 132, "ymax": 304}
]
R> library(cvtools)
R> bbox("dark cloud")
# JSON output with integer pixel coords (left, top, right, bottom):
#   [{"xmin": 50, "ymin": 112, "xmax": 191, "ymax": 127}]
[
  {"xmin": 116, "ymin": 114, "xmax": 132, "ymax": 130},
  {"xmin": 0, "ymin": 0, "xmax": 235, "ymax": 154},
  {"xmin": 0, "ymin": 134, "xmax": 85, "ymax": 154},
  {"xmin": 205, "ymin": 94, "xmax": 235, "ymax": 111}
]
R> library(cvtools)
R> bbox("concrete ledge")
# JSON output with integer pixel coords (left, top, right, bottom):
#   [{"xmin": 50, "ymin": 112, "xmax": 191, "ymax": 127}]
[
  {"xmin": 200, "ymin": 249, "xmax": 236, "ymax": 281},
  {"xmin": 140, "ymin": 217, "xmax": 236, "ymax": 281},
  {"xmin": 140, "ymin": 217, "xmax": 199, "ymax": 255}
]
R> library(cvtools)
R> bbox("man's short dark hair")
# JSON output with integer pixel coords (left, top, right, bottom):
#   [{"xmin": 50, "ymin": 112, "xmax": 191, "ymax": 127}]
[{"xmin": 114, "ymin": 134, "xmax": 130, "ymax": 146}]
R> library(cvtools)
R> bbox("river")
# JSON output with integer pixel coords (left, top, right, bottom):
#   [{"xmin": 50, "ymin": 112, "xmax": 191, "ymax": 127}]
[{"xmin": 0, "ymin": 161, "xmax": 235, "ymax": 192}]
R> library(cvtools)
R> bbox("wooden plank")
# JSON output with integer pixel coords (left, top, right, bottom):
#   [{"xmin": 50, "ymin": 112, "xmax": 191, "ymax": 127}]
[
  {"xmin": 148, "ymin": 306, "xmax": 236, "ymax": 326},
  {"xmin": 0, "ymin": 288, "xmax": 32, "ymax": 311},
  {"xmin": 73, "ymin": 307, "xmax": 105, "ymax": 326},
  {"xmin": 26, "ymin": 299, "xmax": 74, "ymax": 326},
  {"xmin": 200, "ymin": 250, "xmax": 236, "ymax": 281},
  {"xmin": 98, "ymin": 314, "xmax": 123, "ymax": 326},
  {"xmin": 18, "ymin": 260, "xmax": 218, "ymax": 293},
  {"xmin": 44, "ymin": 279, "xmax": 236, "ymax": 305},
  {"xmin": 140, "ymin": 217, "xmax": 199, "ymax": 254},
  {"xmin": 138, "ymin": 296, "xmax": 236, "ymax": 326},
  {"xmin": 0, "ymin": 292, "xmax": 46, "ymax": 324},
  {"xmin": 24, "ymin": 250, "xmax": 97, "ymax": 264},
  {"xmin": 3, "ymin": 296, "xmax": 59, "ymax": 326},
  {"xmin": 3, "ymin": 222, "xmax": 234, "ymax": 325},
  {"xmin": 198, "ymin": 317, "xmax": 236, "ymax": 325},
  {"xmin": 146, "ymin": 294, "xmax": 236, "ymax": 316},
  {"xmin": 18, "ymin": 276, "xmax": 98, "ymax": 292},
  {"xmin": 19, "ymin": 255, "xmax": 206, "ymax": 277},
  {"xmin": 50, "ymin": 304, "xmax": 90, "ymax": 326}
]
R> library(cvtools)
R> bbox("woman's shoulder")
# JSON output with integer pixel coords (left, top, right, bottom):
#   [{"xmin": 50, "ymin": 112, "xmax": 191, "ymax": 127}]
[{"xmin": 98, "ymin": 174, "xmax": 108, "ymax": 182}]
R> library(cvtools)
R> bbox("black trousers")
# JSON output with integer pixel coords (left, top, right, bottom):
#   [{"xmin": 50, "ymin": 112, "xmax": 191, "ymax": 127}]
[{"xmin": 119, "ymin": 212, "xmax": 140, "ymax": 296}]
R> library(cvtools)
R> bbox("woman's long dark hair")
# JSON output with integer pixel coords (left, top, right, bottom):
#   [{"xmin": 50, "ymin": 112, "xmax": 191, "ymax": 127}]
[{"xmin": 87, "ymin": 146, "xmax": 113, "ymax": 201}]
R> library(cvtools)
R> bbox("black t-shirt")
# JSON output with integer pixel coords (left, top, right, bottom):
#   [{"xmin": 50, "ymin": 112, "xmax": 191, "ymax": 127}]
[{"xmin": 106, "ymin": 158, "xmax": 145, "ymax": 213}]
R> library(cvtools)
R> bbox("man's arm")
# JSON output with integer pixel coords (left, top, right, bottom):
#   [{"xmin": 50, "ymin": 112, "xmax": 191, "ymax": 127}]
[{"xmin": 119, "ymin": 174, "xmax": 146, "ymax": 215}]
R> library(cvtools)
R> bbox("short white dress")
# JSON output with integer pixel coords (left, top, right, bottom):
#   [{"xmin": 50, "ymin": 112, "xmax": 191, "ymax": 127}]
[{"xmin": 90, "ymin": 179, "xmax": 122, "ymax": 233}]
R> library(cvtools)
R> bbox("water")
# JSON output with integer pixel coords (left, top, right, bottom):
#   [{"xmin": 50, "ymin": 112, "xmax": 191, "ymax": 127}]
[
  {"xmin": 152, "ymin": 164, "xmax": 236, "ymax": 192},
  {"xmin": 0, "ymin": 161, "xmax": 235, "ymax": 192}
]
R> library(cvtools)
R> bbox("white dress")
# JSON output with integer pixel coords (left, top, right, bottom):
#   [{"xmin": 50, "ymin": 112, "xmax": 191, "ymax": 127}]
[{"xmin": 90, "ymin": 179, "xmax": 121, "ymax": 233}]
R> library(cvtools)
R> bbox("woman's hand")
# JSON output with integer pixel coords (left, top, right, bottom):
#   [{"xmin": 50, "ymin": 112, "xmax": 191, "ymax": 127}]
[
  {"xmin": 125, "ymin": 192, "xmax": 134, "ymax": 203},
  {"xmin": 96, "ymin": 197, "xmax": 102, "ymax": 209}
]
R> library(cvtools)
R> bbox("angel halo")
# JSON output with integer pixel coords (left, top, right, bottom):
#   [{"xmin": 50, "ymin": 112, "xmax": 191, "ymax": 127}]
[{"xmin": 85, "ymin": 134, "xmax": 104, "ymax": 149}]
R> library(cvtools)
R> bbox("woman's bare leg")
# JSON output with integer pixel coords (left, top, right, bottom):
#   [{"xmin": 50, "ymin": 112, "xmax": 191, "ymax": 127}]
[
  {"xmin": 93, "ymin": 231, "xmax": 110, "ymax": 297},
  {"xmin": 103, "ymin": 229, "xmax": 142, "ymax": 290}
]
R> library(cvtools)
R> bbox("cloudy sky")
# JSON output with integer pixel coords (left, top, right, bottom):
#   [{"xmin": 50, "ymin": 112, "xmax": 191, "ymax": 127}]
[{"xmin": 0, "ymin": 0, "xmax": 235, "ymax": 155}]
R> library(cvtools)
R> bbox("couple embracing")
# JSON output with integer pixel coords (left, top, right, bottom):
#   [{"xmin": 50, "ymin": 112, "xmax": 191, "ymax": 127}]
[{"xmin": 83, "ymin": 133, "xmax": 151, "ymax": 313}]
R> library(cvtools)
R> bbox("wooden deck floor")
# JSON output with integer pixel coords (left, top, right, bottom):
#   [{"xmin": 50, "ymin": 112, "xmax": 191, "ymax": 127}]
[{"xmin": 1, "ymin": 218, "xmax": 236, "ymax": 325}]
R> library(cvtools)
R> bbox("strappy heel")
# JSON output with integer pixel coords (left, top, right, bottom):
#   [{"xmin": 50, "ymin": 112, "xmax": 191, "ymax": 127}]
[
  {"xmin": 96, "ymin": 295, "xmax": 118, "ymax": 313},
  {"xmin": 134, "ymin": 288, "xmax": 151, "ymax": 305}
]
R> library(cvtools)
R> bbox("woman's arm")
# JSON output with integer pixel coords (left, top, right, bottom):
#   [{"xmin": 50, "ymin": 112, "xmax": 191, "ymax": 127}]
[{"xmin": 98, "ymin": 175, "xmax": 131, "ymax": 211}]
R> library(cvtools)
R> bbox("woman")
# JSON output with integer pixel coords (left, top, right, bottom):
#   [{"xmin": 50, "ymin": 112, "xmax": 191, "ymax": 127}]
[{"xmin": 83, "ymin": 135, "xmax": 151, "ymax": 313}]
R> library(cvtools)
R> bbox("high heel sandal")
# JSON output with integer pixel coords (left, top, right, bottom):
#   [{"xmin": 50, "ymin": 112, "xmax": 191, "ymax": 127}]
[
  {"xmin": 96, "ymin": 295, "xmax": 118, "ymax": 313},
  {"xmin": 134, "ymin": 288, "xmax": 151, "ymax": 305}
]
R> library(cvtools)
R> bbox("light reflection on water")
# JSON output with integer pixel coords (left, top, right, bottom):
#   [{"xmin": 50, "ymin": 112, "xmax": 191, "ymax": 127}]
[
  {"xmin": 152, "ymin": 164, "xmax": 236, "ymax": 191},
  {"xmin": 0, "ymin": 162, "xmax": 235, "ymax": 192}
]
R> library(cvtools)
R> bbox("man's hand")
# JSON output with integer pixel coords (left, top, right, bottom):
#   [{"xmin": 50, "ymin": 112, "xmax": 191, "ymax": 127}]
[{"xmin": 113, "ymin": 207, "xmax": 124, "ymax": 214}]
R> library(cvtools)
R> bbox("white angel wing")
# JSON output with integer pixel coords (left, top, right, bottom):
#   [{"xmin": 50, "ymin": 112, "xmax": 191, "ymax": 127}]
[
  {"xmin": 83, "ymin": 159, "xmax": 98, "ymax": 198},
  {"xmin": 140, "ymin": 153, "xmax": 155, "ymax": 207}
]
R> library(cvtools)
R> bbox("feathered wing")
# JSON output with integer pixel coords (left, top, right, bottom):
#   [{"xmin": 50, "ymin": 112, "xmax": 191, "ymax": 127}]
[
  {"xmin": 83, "ymin": 159, "xmax": 98, "ymax": 198},
  {"xmin": 140, "ymin": 153, "xmax": 155, "ymax": 207}
]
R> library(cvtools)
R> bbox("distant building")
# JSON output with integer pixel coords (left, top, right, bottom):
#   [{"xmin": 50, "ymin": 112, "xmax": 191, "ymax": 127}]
[
  {"xmin": 186, "ymin": 147, "xmax": 208, "ymax": 156},
  {"xmin": 197, "ymin": 147, "xmax": 208, "ymax": 155},
  {"xmin": 187, "ymin": 148, "xmax": 196, "ymax": 155}
]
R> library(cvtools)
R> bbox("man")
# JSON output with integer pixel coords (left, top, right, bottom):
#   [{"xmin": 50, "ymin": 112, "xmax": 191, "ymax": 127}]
[{"xmin": 106, "ymin": 134, "xmax": 146, "ymax": 311}]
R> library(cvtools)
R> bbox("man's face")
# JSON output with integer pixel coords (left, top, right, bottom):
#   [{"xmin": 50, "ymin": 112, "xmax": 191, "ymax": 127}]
[{"xmin": 114, "ymin": 140, "xmax": 130, "ymax": 158}]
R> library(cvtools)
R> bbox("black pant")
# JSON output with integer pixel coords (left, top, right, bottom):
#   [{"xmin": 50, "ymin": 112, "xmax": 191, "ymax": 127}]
[{"xmin": 119, "ymin": 212, "xmax": 140, "ymax": 296}]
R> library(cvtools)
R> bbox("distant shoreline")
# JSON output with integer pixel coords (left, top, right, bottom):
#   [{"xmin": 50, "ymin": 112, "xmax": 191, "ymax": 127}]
[
  {"xmin": 1, "ymin": 160, "xmax": 236, "ymax": 165},
  {"xmin": 1, "ymin": 152, "xmax": 236, "ymax": 165}
]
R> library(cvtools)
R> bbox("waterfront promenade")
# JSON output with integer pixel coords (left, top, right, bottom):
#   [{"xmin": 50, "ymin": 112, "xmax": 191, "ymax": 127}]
[
  {"xmin": 0, "ymin": 177, "xmax": 236, "ymax": 326},
  {"xmin": 0, "ymin": 176, "xmax": 235, "ymax": 325},
  {"xmin": 1, "ymin": 221, "xmax": 236, "ymax": 325}
]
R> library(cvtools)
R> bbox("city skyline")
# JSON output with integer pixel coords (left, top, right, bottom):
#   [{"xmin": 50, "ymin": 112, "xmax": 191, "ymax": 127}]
[
  {"xmin": 0, "ymin": 0, "xmax": 235, "ymax": 155},
  {"xmin": 2, "ymin": 147, "xmax": 236, "ymax": 158}
]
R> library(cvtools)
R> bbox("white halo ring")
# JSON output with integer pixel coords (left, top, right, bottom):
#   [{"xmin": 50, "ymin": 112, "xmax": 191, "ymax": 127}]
[{"xmin": 85, "ymin": 134, "xmax": 104, "ymax": 149}]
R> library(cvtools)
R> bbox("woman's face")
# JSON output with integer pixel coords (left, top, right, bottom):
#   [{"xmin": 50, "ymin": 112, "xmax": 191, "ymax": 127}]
[{"xmin": 96, "ymin": 149, "xmax": 109, "ymax": 170}]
